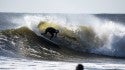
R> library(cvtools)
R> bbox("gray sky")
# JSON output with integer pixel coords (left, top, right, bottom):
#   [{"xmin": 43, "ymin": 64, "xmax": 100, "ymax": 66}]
[{"xmin": 0, "ymin": 0, "xmax": 125, "ymax": 13}]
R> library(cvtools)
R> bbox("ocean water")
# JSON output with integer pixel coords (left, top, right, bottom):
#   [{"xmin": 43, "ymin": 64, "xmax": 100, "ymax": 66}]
[
  {"xmin": 0, "ymin": 13, "xmax": 125, "ymax": 70},
  {"xmin": 0, "ymin": 56, "xmax": 125, "ymax": 70}
]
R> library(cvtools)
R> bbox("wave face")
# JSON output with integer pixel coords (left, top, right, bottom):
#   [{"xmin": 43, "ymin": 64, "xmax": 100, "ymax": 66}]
[{"xmin": 0, "ymin": 13, "xmax": 125, "ymax": 58}]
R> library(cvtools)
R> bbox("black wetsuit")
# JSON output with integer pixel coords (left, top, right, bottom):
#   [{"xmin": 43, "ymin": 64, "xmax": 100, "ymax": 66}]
[{"xmin": 44, "ymin": 27, "xmax": 59, "ymax": 39}]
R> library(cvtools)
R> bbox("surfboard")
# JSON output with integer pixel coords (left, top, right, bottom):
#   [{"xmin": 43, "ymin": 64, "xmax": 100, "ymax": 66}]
[{"xmin": 40, "ymin": 33, "xmax": 60, "ymax": 49}]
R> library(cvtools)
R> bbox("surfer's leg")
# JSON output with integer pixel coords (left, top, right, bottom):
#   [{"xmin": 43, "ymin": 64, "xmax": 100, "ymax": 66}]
[
  {"xmin": 54, "ymin": 33, "xmax": 57, "ymax": 38},
  {"xmin": 50, "ymin": 33, "xmax": 54, "ymax": 40}
]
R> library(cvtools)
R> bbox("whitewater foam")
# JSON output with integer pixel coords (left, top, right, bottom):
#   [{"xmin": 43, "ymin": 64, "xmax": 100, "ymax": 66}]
[{"xmin": 1, "ymin": 56, "xmax": 125, "ymax": 70}]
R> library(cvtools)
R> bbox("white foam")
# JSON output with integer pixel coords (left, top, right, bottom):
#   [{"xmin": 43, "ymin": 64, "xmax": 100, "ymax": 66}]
[{"xmin": 0, "ymin": 56, "xmax": 125, "ymax": 70}]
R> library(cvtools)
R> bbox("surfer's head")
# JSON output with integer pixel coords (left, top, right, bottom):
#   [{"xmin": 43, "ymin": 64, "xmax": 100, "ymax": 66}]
[{"xmin": 76, "ymin": 64, "xmax": 84, "ymax": 70}]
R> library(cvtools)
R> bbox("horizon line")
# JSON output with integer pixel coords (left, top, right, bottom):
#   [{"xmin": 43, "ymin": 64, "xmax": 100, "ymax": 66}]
[{"xmin": 0, "ymin": 11, "xmax": 125, "ymax": 14}]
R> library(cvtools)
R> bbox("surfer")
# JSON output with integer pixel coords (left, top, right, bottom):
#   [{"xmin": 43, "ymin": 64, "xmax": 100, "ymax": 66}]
[
  {"xmin": 43, "ymin": 27, "xmax": 59, "ymax": 40},
  {"xmin": 76, "ymin": 64, "xmax": 84, "ymax": 70}
]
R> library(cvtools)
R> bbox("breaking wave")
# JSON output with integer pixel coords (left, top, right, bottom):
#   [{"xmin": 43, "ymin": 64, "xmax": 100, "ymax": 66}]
[{"xmin": 0, "ymin": 13, "xmax": 125, "ymax": 59}]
